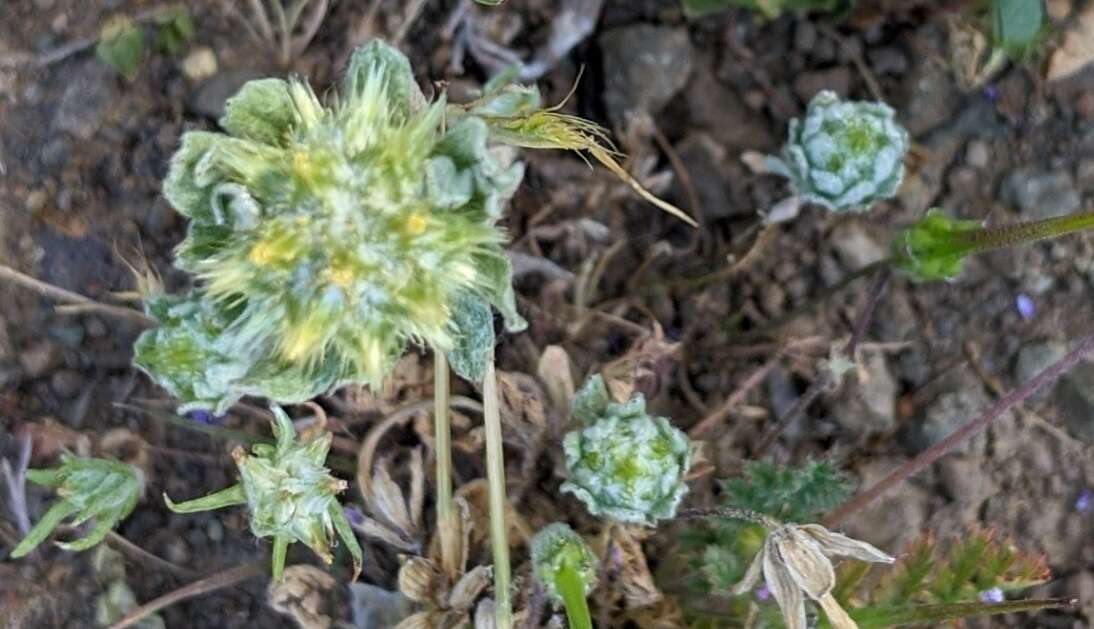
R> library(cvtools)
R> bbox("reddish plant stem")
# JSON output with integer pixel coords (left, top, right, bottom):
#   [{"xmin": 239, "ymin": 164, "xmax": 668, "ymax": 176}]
[{"xmin": 823, "ymin": 333, "xmax": 1094, "ymax": 527}]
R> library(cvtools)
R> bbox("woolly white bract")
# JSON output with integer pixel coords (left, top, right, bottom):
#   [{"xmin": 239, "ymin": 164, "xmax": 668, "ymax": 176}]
[
  {"xmin": 561, "ymin": 376, "xmax": 691, "ymax": 526},
  {"xmin": 769, "ymin": 90, "xmax": 908, "ymax": 212}
]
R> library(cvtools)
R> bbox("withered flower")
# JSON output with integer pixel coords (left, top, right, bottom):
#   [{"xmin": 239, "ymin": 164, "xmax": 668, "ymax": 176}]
[{"xmin": 735, "ymin": 523, "xmax": 893, "ymax": 629}]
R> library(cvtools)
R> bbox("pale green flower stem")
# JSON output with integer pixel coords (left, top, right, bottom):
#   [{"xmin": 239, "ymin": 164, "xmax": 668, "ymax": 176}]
[
  {"xmin": 553, "ymin": 553, "xmax": 593, "ymax": 629},
  {"xmin": 897, "ymin": 208, "xmax": 1094, "ymax": 270},
  {"xmin": 483, "ymin": 350, "xmax": 513, "ymax": 629},
  {"xmin": 433, "ymin": 350, "xmax": 458, "ymax": 576}
]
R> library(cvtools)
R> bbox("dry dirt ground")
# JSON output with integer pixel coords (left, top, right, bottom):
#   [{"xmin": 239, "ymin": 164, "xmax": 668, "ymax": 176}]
[{"xmin": 1, "ymin": 0, "xmax": 1094, "ymax": 627}]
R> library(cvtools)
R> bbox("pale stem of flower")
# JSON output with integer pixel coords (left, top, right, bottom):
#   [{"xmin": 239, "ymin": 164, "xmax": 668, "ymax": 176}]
[
  {"xmin": 433, "ymin": 350, "xmax": 458, "ymax": 577},
  {"xmin": 483, "ymin": 349, "xmax": 513, "ymax": 629}
]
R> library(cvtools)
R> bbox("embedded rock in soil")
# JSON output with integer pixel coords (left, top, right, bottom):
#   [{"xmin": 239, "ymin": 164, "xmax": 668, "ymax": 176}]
[
  {"xmin": 600, "ymin": 24, "xmax": 692, "ymax": 129},
  {"xmin": 52, "ymin": 59, "xmax": 116, "ymax": 140},
  {"xmin": 1055, "ymin": 361, "xmax": 1094, "ymax": 443},
  {"xmin": 830, "ymin": 222, "xmax": 887, "ymax": 270},
  {"xmin": 684, "ymin": 61, "xmax": 774, "ymax": 150},
  {"xmin": 901, "ymin": 25, "xmax": 961, "ymax": 136},
  {"xmin": 18, "ymin": 339, "xmax": 59, "ymax": 379},
  {"xmin": 833, "ymin": 351, "xmax": 898, "ymax": 437},
  {"xmin": 792, "ymin": 66, "xmax": 852, "ymax": 102},
  {"xmin": 1000, "ymin": 168, "xmax": 1082, "ymax": 219},
  {"xmin": 1014, "ymin": 339, "xmax": 1067, "ymax": 400},
  {"xmin": 898, "ymin": 371, "xmax": 992, "ymax": 453},
  {"xmin": 669, "ymin": 133, "xmax": 750, "ymax": 219}
]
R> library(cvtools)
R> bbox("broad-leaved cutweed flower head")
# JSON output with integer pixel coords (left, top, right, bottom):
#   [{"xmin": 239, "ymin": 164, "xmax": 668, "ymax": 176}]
[
  {"xmin": 12, "ymin": 455, "xmax": 141, "ymax": 557},
  {"xmin": 164, "ymin": 406, "xmax": 362, "ymax": 579},
  {"xmin": 135, "ymin": 40, "xmax": 525, "ymax": 412},
  {"xmin": 561, "ymin": 375, "xmax": 691, "ymax": 526},
  {"xmin": 769, "ymin": 90, "xmax": 908, "ymax": 212}
]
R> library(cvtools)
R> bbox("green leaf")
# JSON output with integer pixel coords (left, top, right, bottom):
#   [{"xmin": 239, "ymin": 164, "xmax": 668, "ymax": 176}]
[
  {"xmin": 446, "ymin": 292, "xmax": 494, "ymax": 383},
  {"xmin": 96, "ymin": 16, "xmax": 145, "ymax": 81},
  {"xmin": 721, "ymin": 460, "xmax": 853, "ymax": 522},
  {"xmin": 152, "ymin": 6, "xmax": 194, "ymax": 56},
  {"xmin": 220, "ymin": 79, "xmax": 296, "ymax": 146},
  {"xmin": 992, "ymin": 0, "xmax": 1045, "ymax": 60},
  {"xmin": 476, "ymin": 253, "xmax": 526, "ymax": 333},
  {"xmin": 162, "ymin": 131, "xmax": 222, "ymax": 221},
  {"xmin": 164, "ymin": 484, "xmax": 247, "ymax": 513},
  {"xmin": 570, "ymin": 374, "xmax": 610, "ymax": 425},
  {"xmin": 344, "ymin": 41, "xmax": 426, "ymax": 119}
]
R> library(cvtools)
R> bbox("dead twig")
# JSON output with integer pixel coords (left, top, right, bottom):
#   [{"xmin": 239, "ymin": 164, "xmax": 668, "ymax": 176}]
[
  {"xmin": 104, "ymin": 531, "xmax": 198, "ymax": 581},
  {"xmin": 108, "ymin": 560, "xmax": 265, "ymax": 629},
  {"xmin": 1, "ymin": 433, "xmax": 32, "ymax": 537},
  {"xmin": 0, "ymin": 263, "xmax": 153, "ymax": 326}
]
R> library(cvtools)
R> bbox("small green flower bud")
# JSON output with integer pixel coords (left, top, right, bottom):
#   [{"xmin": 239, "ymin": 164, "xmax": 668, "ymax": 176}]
[
  {"xmin": 891, "ymin": 208, "xmax": 983, "ymax": 282},
  {"xmin": 531, "ymin": 523, "xmax": 598, "ymax": 602},
  {"xmin": 12, "ymin": 456, "xmax": 141, "ymax": 557},
  {"xmin": 531, "ymin": 523, "xmax": 597, "ymax": 629},
  {"xmin": 561, "ymin": 384, "xmax": 691, "ymax": 526},
  {"xmin": 165, "ymin": 406, "xmax": 362, "ymax": 579},
  {"xmin": 769, "ymin": 90, "xmax": 908, "ymax": 212}
]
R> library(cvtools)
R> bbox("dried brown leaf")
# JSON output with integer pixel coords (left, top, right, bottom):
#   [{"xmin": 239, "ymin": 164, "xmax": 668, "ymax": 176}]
[
  {"xmin": 1048, "ymin": 4, "xmax": 1094, "ymax": 81},
  {"xmin": 267, "ymin": 565, "xmax": 339, "ymax": 629}
]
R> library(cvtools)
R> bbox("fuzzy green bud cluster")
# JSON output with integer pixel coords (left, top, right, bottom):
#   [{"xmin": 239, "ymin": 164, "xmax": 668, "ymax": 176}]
[
  {"xmin": 891, "ymin": 208, "xmax": 982, "ymax": 282},
  {"xmin": 165, "ymin": 406, "xmax": 362, "ymax": 579},
  {"xmin": 561, "ymin": 376, "xmax": 691, "ymax": 526},
  {"xmin": 531, "ymin": 522, "xmax": 598, "ymax": 602},
  {"xmin": 769, "ymin": 90, "xmax": 908, "ymax": 212},
  {"xmin": 134, "ymin": 40, "xmax": 526, "ymax": 412},
  {"xmin": 12, "ymin": 456, "xmax": 141, "ymax": 557}
]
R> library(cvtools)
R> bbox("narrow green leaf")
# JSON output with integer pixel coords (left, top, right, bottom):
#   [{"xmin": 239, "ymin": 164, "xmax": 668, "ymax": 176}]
[
  {"xmin": 164, "ymin": 484, "xmax": 247, "ymax": 513},
  {"xmin": 853, "ymin": 598, "xmax": 1074, "ymax": 627},
  {"xmin": 10, "ymin": 501, "xmax": 77, "ymax": 557}
]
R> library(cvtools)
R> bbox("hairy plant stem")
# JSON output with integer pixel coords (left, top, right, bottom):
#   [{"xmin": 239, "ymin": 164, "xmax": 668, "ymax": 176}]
[
  {"xmin": 676, "ymin": 506, "xmax": 779, "ymax": 529},
  {"xmin": 433, "ymin": 350, "xmax": 458, "ymax": 577},
  {"xmin": 823, "ymin": 332, "xmax": 1094, "ymax": 527},
  {"xmin": 555, "ymin": 559, "xmax": 593, "ymax": 629},
  {"xmin": 947, "ymin": 208, "xmax": 1094, "ymax": 256},
  {"xmin": 483, "ymin": 350, "xmax": 513, "ymax": 629}
]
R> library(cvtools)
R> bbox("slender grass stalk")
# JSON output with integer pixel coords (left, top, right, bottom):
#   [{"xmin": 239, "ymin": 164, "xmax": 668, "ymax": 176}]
[
  {"xmin": 482, "ymin": 349, "xmax": 512, "ymax": 629},
  {"xmin": 555, "ymin": 559, "xmax": 593, "ymax": 629},
  {"xmin": 433, "ymin": 350, "xmax": 458, "ymax": 576}
]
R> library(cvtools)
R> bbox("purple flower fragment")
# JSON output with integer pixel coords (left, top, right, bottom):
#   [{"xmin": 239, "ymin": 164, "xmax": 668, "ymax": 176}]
[{"xmin": 1015, "ymin": 293, "xmax": 1035, "ymax": 321}]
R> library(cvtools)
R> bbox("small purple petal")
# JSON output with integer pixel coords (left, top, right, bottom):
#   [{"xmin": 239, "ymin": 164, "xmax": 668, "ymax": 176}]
[
  {"xmin": 983, "ymin": 85, "xmax": 999, "ymax": 102},
  {"xmin": 1015, "ymin": 294, "xmax": 1035, "ymax": 321},
  {"xmin": 1076, "ymin": 489, "xmax": 1092, "ymax": 513},
  {"xmin": 979, "ymin": 587, "xmax": 1004, "ymax": 603},
  {"xmin": 186, "ymin": 410, "xmax": 224, "ymax": 425},
  {"xmin": 755, "ymin": 582, "xmax": 771, "ymax": 601},
  {"xmin": 343, "ymin": 505, "xmax": 365, "ymax": 527}
]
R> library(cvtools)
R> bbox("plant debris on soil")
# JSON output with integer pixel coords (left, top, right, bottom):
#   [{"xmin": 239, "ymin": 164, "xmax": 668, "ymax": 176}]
[{"xmin": 2, "ymin": 0, "xmax": 1094, "ymax": 627}]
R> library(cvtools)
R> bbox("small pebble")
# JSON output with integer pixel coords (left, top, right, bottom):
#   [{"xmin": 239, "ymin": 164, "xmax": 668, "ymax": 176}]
[
  {"xmin": 50, "ymin": 369, "xmax": 84, "ymax": 398},
  {"xmin": 965, "ymin": 140, "xmax": 990, "ymax": 169},
  {"xmin": 18, "ymin": 340, "xmax": 59, "ymax": 379},
  {"xmin": 181, "ymin": 47, "xmax": 218, "ymax": 82}
]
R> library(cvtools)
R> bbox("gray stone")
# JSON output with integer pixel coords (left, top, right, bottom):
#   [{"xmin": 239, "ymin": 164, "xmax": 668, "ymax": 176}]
[
  {"xmin": 349, "ymin": 583, "xmax": 413, "ymax": 629},
  {"xmin": 792, "ymin": 66, "xmax": 852, "ymax": 102},
  {"xmin": 901, "ymin": 26, "xmax": 962, "ymax": 135},
  {"xmin": 965, "ymin": 139, "xmax": 991, "ymax": 169},
  {"xmin": 52, "ymin": 60, "xmax": 115, "ymax": 140},
  {"xmin": 18, "ymin": 340, "xmax": 59, "ymax": 379},
  {"xmin": 899, "ymin": 372, "xmax": 991, "ymax": 453},
  {"xmin": 1000, "ymin": 168, "xmax": 1082, "ymax": 219},
  {"xmin": 830, "ymin": 222, "xmax": 887, "ymax": 270},
  {"xmin": 685, "ymin": 64, "xmax": 774, "ymax": 150},
  {"xmin": 188, "ymin": 68, "xmax": 268, "ymax": 121},
  {"xmin": 794, "ymin": 21, "xmax": 817, "ymax": 53},
  {"xmin": 1056, "ymin": 361, "xmax": 1094, "ymax": 443},
  {"xmin": 835, "ymin": 352, "xmax": 898, "ymax": 436},
  {"xmin": 600, "ymin": 25, "xmax": 692, "ymax": 129},
  {"xmin": 1014, "ymin": 339, "xmax": 1067, "ymax": 401},
  {"xmin": 670, "ymin": 134, "xmax": 748, "ymax": 219},
  {"xmin": 868, "ymin": 46, "xmax": 908, "ymax": 76},
  {"xmin": 49, "ymin": 369, "xmax": 83, "ymax": 398},
  {"xmin": 1076, "ymin": 158, "xmax": 1094, "ymax": 191}
]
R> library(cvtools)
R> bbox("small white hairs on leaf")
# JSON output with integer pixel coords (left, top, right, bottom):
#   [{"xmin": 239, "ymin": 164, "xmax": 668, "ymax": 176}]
[{"xmin": 769, "ymin": 90, "xmax": 909, "ymax": 213}]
